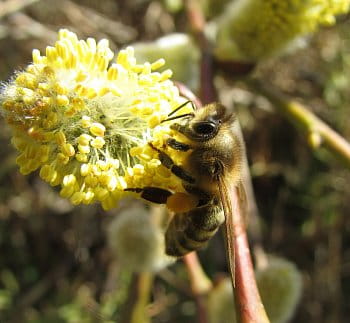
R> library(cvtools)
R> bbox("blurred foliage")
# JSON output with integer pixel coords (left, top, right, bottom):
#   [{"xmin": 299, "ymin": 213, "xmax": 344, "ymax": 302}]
[{"xmin": 0, "ymin": 0, "xmax": 350, "ymax": 322}]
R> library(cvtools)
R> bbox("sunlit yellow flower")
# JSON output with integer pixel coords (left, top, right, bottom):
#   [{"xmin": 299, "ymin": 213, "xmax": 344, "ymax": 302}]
[
  {"xmin": 1, "ymin": 29, "xmax": 194, "ymax": 210},
  {"xmin": 214, "ymin": 0, "xmax": 350, "ymax": 61}
]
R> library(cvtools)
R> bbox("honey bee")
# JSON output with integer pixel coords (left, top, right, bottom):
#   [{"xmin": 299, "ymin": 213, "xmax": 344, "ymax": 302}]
[{"xmin": 126, "ymin": 101, "xmax": 245, "ymax": 260}]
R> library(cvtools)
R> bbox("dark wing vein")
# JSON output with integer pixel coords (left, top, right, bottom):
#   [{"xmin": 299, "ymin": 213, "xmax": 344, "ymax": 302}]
[{"xmin": 218, "ymin": 176, "xmax": 236, "ymax": 287}]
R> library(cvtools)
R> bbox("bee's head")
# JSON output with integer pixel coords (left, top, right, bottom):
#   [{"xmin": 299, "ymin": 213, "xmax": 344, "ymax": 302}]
[{"xmin": 183, "ymin": 103, "xmax": 236, "ymax": 141}]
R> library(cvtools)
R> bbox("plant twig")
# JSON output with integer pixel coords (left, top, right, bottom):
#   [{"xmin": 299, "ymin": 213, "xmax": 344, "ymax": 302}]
[
  {"xmin": 183, "ymin": 252, "xmax": 213, "ymax": 295},
  {"xmin": 248, "ymin": 79, "xmax": 350, "ymax": 169},
  {"xmin": 59, "ymin": 0, "xmax": 137, "ymax": 43},
  {"xmin": 175, "ymin": 81, "xmax": 202, "ymax": 109},
  {"xmin": 131, "ymin": 272, "xmax": 153, "ymax": 323},
  {"xmin": 121, "ymin": 272, "xmax": 153, "ymax": 323},
  {"xmin": 183, "ymin": 253, "xmax": 212, "ymax": 323},
  {"xmin": 185, "ymin": 0, "xmax": 216, "ymax": 104},
  {"xmin": 5, "ymin": 12, "xmax": 57, "ymax": 42},
  {"xmin": 157, "ymin": 268, "xmax": 191, "ymax": 296},
  {"xmin": 0, "ymin": 0, "xmax": 39, "ymax": 19},
  {"xmin": 230, "ymin": 186, "xmax": 270, "ymax": 323}
]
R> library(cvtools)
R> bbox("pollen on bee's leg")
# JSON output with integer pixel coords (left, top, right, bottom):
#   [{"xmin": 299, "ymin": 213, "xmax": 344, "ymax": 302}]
[{"xmin": 166, "ymin": 192, "xmax": 198, "ymax": 213}]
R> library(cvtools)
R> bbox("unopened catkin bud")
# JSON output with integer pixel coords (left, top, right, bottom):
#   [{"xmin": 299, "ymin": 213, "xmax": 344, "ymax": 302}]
[
  {"xmin": 207, "ymin": 257, "xmax": 302, "ymax": 323},
  {"xmin": 133, "ymin": 33, "xmax": 200, "ymax": 91},
  {"xmin": 107, "ymin": 205, "xmax": 175, "ymax": 272},
  {"xmin": 256, "ymin": 257, "xmax": 303, "ymax": 323},
  {"xmin": 207, "ymin": 278, "xmax": 237, "ymax": 323}
]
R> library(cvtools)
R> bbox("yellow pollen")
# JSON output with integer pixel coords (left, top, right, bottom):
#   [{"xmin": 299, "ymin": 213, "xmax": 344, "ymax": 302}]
[
  {"xmin": 76, "ymin": 153, "xmax": 88, "ymax": 162},
  {"xmin": 107, "ymin": 159, "xmax": 119, "ymax": 169},
  {"xmin": 80, "ymin": 164, "xmax": 90, "ymax": 176},
  {"xmin": 107, "ymin": 65, "xmax": 118, "ymax": 80},
  {"xmin": 63, "ymin": 174, "xmax": 77, "ymax": 187},
  {"xmin": 78, "ymin": 144, "xmax": 90, "ymax": 154},
  {"xmin": 78, "ymin": 134, "xmax": 92, "ymax": 145},
  {"xmin": 55, "ymin": 131, "xmax": 66, "ymax": 145},
  {"xmin": 60, "ymin": 186, "xmax": 75, "ymax": 198},
  {"xmin": 75, "ymin": 71, "xmax": 88, "ymax": 82},
  {"xmin": 96, "ymin": 160, "xmax": 108, "ymax": 171},
  {"xmin": 81, "ymin": 116, "xmax": 92, "ymax": 128},
  {"xmin": 95, "ymin": 187, "xmax": 109, "ymax": 201},
  {"xmin": 71, "ymin": 192, "xmax": 84, "ymax": 205},
  {"xmin": 160, "ymin": 69, "xmax": 173, "ymax": 81},
  {"xmin": 56, "ymin": 95, "xmax": 69, "ymax": 106},
  {"xmin": 130, "ymin": 146, "xmax": 142, "ymax": 156},
  {"xmin": 117, "ymin": 176, "xmax": 127, "ymax": 190},
  {"xmin": 133, "ymin": 164, "xmax": 145, "ymax": 175},
  {"xmin": 110, "ymin": 86, "xmax": 123, "ymax": 96},
  {"xmin": 90, "ymin": 123, "xmax": 106, "ymax": 137},
  {"xmin": 90, "ymin": 137, "xmax": 105, "ymax": 149},
  {"xmin": 83, "ymin": 191, "xmax": 95, "ymax": 204},
  {"xmin": 148, "ymin": 115, "xmax": 161, "ymax": 128},
  {"xmin": 151, "ymin": 58, "xmax": 165, "ymax": 70},
  {"xmin": 32, "ymin": 49, "xmax": 42, "ymax": 64},
  {"xmin": 39, "ymin": 165, "xmax": 51, "ymax": 180},
  {"xmin": 56, "ymin": 152, "xmax": 70, "ymax": 164},
  {"xmin": 61, "ymin": 143, "xmax": 75, "ymax": 157}
]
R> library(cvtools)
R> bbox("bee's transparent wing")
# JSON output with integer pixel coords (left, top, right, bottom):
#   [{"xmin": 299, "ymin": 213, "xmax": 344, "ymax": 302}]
[{"xmin": 218, "ymin": 178, "xmax": 247, "ymax": 287}]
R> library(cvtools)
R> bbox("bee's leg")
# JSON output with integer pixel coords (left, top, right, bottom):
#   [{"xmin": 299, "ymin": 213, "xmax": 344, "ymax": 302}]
[
  {"xmin": 158, "ymin": 151, "xmax": 195, "ymax": 184},
  {"xmin": 165, "ymin": 186, "xmax": 223, "ymax": 256},
  {"xmin": 149, "ymin": 143, "xmax": 195, "ymax": 184},
  {"xmin": 124, "ymin": 187, "xmax": 172, "ymax": 204},
  {"xmin": 182, "ymin": 184, "xmax": 211, "ymax": 206},
  {"xmin": 166, "ymin": 138, "xmax": 191, "ymax": 152},
  {"xmin": 169, "ymin": 123, "xmax": 188, "ymax": 137}
]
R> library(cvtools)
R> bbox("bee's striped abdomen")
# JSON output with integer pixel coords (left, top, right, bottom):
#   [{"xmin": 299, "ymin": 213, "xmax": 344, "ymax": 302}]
[{"xmin": 165, "ymin": 203, "xmax": 225, "ymax": 257}]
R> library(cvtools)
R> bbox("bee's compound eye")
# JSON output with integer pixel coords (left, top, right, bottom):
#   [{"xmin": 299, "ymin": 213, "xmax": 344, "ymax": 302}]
[{"xmin": 193, "ymin": 121, "xmax": 217, "ymax": 136}]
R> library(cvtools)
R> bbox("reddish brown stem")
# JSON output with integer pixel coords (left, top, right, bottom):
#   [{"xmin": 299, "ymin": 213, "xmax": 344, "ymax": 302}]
[
  {"xmin": 231, "ymin": 187, "xmax": 270, "ymax": 323},
  {"xmin": 183, "ymin": 252, "xmax": 212, "ymax": 295},
  {"xmin": 185, "ymin": 0, "xmax": 205, "ymax": 35},
  {"xmin": 183, "ymin": 253, "xmax": 212, "ymax": 323},
  {"xmin": 175, "ymin": 81, "xmax": 202, "ymax": 109},
  {"xmin": 185, "ymin": 0, "xmax": 216, "ymax": 104}
]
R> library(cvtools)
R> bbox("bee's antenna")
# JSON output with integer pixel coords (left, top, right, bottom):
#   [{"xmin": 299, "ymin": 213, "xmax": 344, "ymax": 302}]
[
  {"xmin": 168, "ymin": 100, "xmax": 195, "ymax": 117},
  {"xmin": 161, "ymin": 101, "xmax": 195, "ymax": 123},
  {"xmin": 160, "ymin": 112, "xmax": 194, "ymax": 123}
]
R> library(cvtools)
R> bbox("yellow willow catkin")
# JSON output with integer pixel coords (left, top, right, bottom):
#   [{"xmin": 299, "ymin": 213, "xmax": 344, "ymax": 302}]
[
  {"xmin": 0, "ymin": 29, "xmax": 195, "ymax": 210},
  {"xmin": 214, "ymin": 0, "xmax": 350, "ymax": 61}
]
